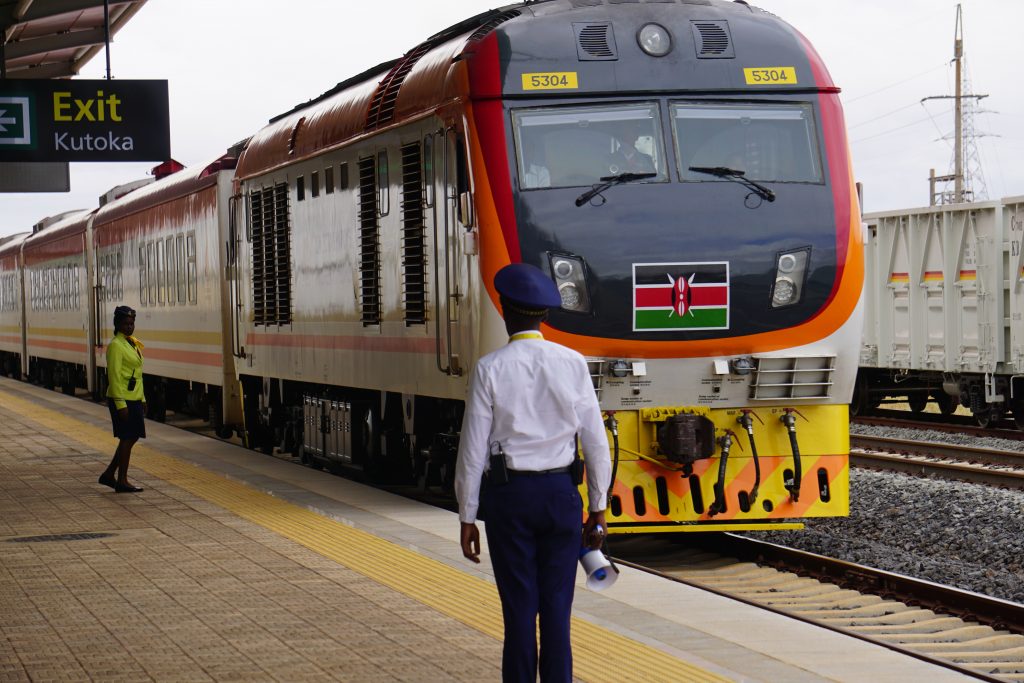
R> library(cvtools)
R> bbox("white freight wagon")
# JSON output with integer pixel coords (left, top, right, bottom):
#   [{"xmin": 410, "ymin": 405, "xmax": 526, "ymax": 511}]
[{"xmin": 859, "ymin": 196, "xmax": 1024, "ymax": 426}]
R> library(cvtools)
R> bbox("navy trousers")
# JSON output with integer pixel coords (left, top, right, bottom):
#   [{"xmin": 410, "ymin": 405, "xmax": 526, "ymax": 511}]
[{"xmin": 481, "ymin": 472, "xmax": 582, "ymax": 683}]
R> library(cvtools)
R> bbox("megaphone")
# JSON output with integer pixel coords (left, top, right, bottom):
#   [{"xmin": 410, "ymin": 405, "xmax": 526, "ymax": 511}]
[{"xmin": 579, "ymin": 547, "xmax": 618, "ymax": 591}]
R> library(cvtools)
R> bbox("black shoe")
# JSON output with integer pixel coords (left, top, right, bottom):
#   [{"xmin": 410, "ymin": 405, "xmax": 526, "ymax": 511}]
[
  {"xmin": 98, "ymin": 474, "xmax": 117, "ymax": 490},
  {"xmin": 114, "ymin": 484, "xmax": 144, "ymax": 493}
]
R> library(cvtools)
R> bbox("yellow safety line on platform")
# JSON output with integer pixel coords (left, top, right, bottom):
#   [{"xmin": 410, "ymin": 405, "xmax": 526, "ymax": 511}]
[{"xmin": 0, "ymin": 387, "xmax": 728, "ymax": 683}]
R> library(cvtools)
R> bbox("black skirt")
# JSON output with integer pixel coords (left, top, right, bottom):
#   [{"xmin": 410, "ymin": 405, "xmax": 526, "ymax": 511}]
[{"xmin": 108, "ymin": 400, "xmax": 146, "ymax": 440}]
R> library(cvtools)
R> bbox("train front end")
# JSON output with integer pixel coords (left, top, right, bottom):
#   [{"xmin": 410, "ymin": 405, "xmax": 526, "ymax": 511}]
[{"xmin": 464, "ymin": 0, "xmax": 863, "ymax": 531}]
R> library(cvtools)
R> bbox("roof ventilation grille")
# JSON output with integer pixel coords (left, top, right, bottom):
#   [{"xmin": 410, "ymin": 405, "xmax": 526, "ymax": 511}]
[
  {"xmin": 574, "ymin": 22, "xmax": 618, "ymax": 61},
  {"xmin": 468, "ymin": 10, "xmax": 521, "ymax": 41},
  {"xmin": 365, "ymin": 43, "xmax": 431, "ymax": 131},
  {"xmin": 691, "ymin": 20, "xmax": 735, "ymax": 59}
]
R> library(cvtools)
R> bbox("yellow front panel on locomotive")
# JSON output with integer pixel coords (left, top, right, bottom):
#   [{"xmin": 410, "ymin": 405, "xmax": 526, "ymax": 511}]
[{"xmin": 582, "ymin": 404, "xmax": 849, "ymax": 533}]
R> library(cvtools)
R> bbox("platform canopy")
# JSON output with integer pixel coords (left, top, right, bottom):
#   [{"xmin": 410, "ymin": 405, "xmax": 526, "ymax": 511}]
[{"xmin": 1, "ymin": 0, "xmax": 147, "ymax": 79}]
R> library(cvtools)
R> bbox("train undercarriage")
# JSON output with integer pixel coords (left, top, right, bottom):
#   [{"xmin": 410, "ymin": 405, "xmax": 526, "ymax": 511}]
[
  {"xmin": 854, "ymin": 368, "xmax": 1024, "ymax": 428},
  {"xmin": 239, "ymin": 375, "xmax": 850, "ymax": 532}
]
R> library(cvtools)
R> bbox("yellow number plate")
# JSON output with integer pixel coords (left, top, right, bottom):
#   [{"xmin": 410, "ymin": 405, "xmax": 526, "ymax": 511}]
[
  {"xmin": 743, "ymin": 67, "xmax": 798, "ymax": 85},
  {"xmin": 521, "ymin": 72, "xmax": 579, "ymax": 90}
]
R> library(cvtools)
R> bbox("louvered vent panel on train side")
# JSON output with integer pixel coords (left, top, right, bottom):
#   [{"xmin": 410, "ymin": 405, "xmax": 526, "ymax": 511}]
[
  {"xmin": 400, "ymin": 142, "xmax": 427, "ymax": 326},
  {"xmin": 358, "ymin": 157, "xmax": 381, "ymax": 325},
  {"xmin": 248, "ymin": 183, "xmax": 292, "ymax": 326}
]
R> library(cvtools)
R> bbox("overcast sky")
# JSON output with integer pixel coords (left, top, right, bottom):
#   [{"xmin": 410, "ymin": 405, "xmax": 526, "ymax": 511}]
[{"xmin": 2, "ymin": 0, "xmax": 1021, "ymax": 237}]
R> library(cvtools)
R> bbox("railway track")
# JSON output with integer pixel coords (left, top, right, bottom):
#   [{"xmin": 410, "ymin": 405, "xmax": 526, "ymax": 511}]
[
  {"xmin": 850, "ymin": 434, "xmax": 1024, "ymax": 490},
  {"xmin": 611, "ymin": 533, "xmax": 1024, "ymax": 682},
  {"xmin": 855, "ymin": 413, "xmax": 1024, "ymax": 441}
]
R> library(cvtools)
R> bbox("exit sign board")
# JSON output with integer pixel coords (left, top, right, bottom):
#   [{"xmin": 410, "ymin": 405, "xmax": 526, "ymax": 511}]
[{"xmin": 0, "ymin": 79, "xmax": 169, "ymax": 162}]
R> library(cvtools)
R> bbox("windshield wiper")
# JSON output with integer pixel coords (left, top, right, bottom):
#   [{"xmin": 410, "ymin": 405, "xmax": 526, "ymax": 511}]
[
  {"xmin": 574, "ymin": 172, "xmax": 657, "ymax": 207},
  {"xmin": 689, "ymin": 166, "xmax": 776, "ymax": 203}
]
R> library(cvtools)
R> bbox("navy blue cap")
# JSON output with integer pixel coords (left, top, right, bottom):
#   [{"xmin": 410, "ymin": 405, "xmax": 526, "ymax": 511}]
[{"xmin": 494, "ymin": 263, "xmax": 562, "ymax": 310}]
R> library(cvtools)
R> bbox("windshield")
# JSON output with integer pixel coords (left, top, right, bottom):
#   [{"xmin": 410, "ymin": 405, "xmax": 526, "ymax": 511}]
[
  {"xmin": 512, "ymin": 103, "xmax": 669, "ymax": 190},
  {"xmin": 672, "ymin": 103, "xmax": 822, "ymax": 183}
]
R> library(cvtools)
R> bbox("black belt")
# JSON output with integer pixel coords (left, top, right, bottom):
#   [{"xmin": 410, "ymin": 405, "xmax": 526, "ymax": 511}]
[{"xmin": 508, "ymin": 466, "xmax": 571, "ymax": 477}]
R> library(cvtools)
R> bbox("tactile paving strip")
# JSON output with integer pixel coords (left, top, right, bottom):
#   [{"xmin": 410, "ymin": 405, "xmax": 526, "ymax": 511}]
[{"xmin": 1, "ymin": 390, "xmax": 727, "ymax": 683}]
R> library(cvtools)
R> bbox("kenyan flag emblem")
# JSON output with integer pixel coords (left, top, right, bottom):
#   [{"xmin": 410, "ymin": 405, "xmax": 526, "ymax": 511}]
[{"xmin": 633, "ymin": 262, "xmax": 730, "ymax": 331}]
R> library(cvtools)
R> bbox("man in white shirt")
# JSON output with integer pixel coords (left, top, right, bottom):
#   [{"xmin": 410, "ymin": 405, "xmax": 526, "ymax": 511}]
[{"xmin": 455, "ymin": 263, "xmax": 612, "ymax": 683}]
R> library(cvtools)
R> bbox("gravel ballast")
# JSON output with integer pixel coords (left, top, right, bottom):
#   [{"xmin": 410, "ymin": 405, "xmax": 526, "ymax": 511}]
[{"xmin": 749, "ymin": 424, "xmax": 1024, "ymax": 604}]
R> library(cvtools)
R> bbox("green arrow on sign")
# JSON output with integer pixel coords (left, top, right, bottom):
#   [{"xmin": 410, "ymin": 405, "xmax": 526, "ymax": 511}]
[{"xmin": 0, "ymin": 96, "xmax": 33, "ymax": 146}]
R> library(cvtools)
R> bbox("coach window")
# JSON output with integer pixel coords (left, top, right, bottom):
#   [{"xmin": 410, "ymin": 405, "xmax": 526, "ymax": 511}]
[
  {"xmin": 147, "ymin": 243, "xmax": 157, "ymax": 304},
  {"xmin": 324, "ymin": 166, "xmax": 334, "ymax": 194},
  {"xmin": 339, "ymin": 162, "xmax": 349, "ymax": 190},
  {"xmin": 296, "ymin": 175, "xmax": 305, "ymax": 201},
  {"xmin": 176, "ymin": 235, "xmax": 186, "ymax": 303},
  {"xmin": 115, "ymin": 252, "xmax": 123, "ymax": 300},
  {"xmin": 511, "ymin": 102, "xmax": 668, "ymax": 189},
  {"xmin": 311, "ymin": 171, "xmax": 320, "ymax": 198},
  {"xmin": 165, "ymin": 237, "xmax": 176, "ymax": 306},
  {"xmin": 139, "ymin": 246, "xmax": 147, "ymax": 304},
  {"xmin": 157, "ymin": 240, "xmax": 166, "ymax": 304},
  {"xmin": 423, "ymin": 135, "xmax": 435, "ymax": 207},
  {"xmin": 377, "ymin": 151, "xmax": 390, "ymax": 216},
  {"xmin": 73, "ymin": 265, "xmax": 80, "ymax": 307},
  {"xmin": 186, "ymin": 232, "xmax": 197, "ymax": 304},
  {"xmin": 672, "ymin": 102, "xmax": 822, "ymax": 183}
]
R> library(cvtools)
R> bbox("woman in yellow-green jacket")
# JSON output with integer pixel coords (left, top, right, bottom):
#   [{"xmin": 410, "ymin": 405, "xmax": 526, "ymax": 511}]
[{"xmin": 99, "ymin": 305, "xmax": 147, "ymax": 493}]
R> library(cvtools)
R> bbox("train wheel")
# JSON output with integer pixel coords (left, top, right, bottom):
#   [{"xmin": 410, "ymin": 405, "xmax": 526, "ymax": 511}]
[
  {"xmin": 209, "ymin": 401, "xmax": 234, "ymax": 439},
  {"xmin": 907, "ymin": 393, "xmax": 928, "ymax": 413},
  {"xmin": 975, "ymin": 410, "xmax": 997, "ymax": 428},
  {"xmin": 932, "ymin": 391, "xmax": 956, "ymax": 416},
  {"xmin": 1012, "ymin": 401, "xmax": 1024, "ymax": 430}
]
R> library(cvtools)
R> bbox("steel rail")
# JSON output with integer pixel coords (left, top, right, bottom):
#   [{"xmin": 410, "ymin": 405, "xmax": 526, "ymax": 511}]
[
  {"xmin": 854, "ymin": 413, "xmax": 1024, "ymax": 440},
  {"xmin": 610, "ymin": 533, "xmax": 1023, "ymax": 682},
  {"xmin": 851, "ymin": 436, "xmax": 1024, "ymax": 490}
]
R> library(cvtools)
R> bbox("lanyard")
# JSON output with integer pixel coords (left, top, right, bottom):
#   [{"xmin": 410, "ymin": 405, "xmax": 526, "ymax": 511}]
[{"xmin": 509, "ymin": 331, "xmax": 543, "ymax": 342}]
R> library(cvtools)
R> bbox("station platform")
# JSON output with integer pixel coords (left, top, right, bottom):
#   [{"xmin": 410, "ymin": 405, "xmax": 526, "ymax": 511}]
[{"xmin": 0, "ymin": 376, "xmax": 975, "ymax": 682}]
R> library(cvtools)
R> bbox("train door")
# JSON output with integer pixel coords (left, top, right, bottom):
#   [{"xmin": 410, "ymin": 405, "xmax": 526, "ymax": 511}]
[{"xmin": 427, "ymin": 126, "xmax": 468, "ymax": 378}]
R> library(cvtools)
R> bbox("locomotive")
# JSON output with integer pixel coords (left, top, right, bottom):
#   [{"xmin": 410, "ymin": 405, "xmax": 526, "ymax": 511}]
[{"xmin": 0, "ymin": 0, "xmax": 862, "ymax": 533}]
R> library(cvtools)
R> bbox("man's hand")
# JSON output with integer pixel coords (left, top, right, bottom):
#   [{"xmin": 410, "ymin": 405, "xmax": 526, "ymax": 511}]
[
  {"xmin": 142, "ymin": 402, "xmax": 148, "ymax": 416},
  {"xmin": 583, "ymin": 511, "xmax": 607, "ymax": 550},
  {"xmin": 460, "ymin": 522, "xmax": 481, "ymax": 563},
  {"xmin": 117, "ymin": 407, "xmax": 129, "ymax": 420}
]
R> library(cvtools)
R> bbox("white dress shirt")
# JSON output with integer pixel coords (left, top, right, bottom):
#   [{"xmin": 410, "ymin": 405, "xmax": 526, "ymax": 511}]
[{"xmin": 455, "ymin": 331, "xmax": 612, "ymax": 524}]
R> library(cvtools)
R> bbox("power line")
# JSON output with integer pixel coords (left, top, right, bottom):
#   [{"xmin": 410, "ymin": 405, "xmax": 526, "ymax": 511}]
[
  {"xmin": 851, "ymin": 111, "xmax": 951, "ymax": 144},
  {"xmin": 848, "ymin": 101, "xmax": 922, "ymax": 130},
  {"xmin": 844, "ymin": 63, "xmax": 947, "ymax": 104}
]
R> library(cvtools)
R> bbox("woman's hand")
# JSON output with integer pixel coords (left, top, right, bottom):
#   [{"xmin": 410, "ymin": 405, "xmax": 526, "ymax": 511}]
[
  {"xmin": 118, "ymin": 407, "xmax": 129, "ymax": 420},
  {"xmin": 142, "ymin": 402, "xmax": 148, "ymax": 416}
]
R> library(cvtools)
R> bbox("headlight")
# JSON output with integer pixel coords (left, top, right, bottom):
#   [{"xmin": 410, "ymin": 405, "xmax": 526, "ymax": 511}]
[
  {"xmin": 548, "ymin": 253, "xmax": 592, "ymax": 313},
  {"xmin": 772, "ymin": 277, "xmax": 797, "ymax": 306},
  {"xmin": 771, "ymin": 248, "xmax": 809, "ymax": 308},
  {"xmin": 638, "ymin": 24, "xmax": 672, "ymax": 57}
]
